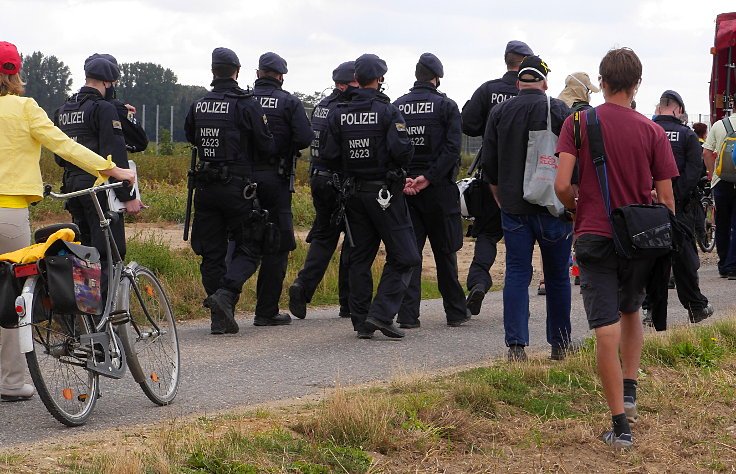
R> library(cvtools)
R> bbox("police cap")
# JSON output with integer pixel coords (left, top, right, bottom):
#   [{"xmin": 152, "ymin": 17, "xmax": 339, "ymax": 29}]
[
  {"xmin": 258, "ymin": 52, "xmax": 288, "ymax": 74},
  {"xmin": 85, "ymin": 53, "xmax": 118, "ymax": 67},
  {"xmin": 354, "ymin": 54, "xmax": 387, "ymax": 82},
  {"xmin": 505, "ymin": 40, "xmax": 534, "ymax": 56},
  {"xmin": 661, "ymin": 90, "xmax": 686, "ymax": 114},
  {"xmin": 332, "ymin": 61, "xmax": 355, "ymax": 83},
  {"xmin": 0, "ymin": 41, "xmax": 21, "ymax": 75},
  {"xmin": 212, "ymin": 47, "xmax": 240, "ymax": 67},
  {"xmin": 518, "ymin": 55, "xmax": 550, "ymax": 83},
  {"xmin": 418, "ymin": 52, "xmax": 443, "ymax": 78},
  {"xmin": 84, "ymin": 57, "xmax": 120, "ymax": 82}
]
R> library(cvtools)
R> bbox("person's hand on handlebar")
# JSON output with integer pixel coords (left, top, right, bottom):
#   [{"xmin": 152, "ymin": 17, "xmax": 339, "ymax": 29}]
[{"xmin": 102, "ymin": 167, "xmax": 136, "ymax": 186}]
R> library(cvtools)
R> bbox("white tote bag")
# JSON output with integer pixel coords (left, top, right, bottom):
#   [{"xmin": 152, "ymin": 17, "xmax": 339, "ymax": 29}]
[
  {"xmin": 107, "ymin": 160, "xmax": 139, "ymax": 213},
  {"xmin": 522, "ymin": 95, "xmax": 564, "ymax": 216}
]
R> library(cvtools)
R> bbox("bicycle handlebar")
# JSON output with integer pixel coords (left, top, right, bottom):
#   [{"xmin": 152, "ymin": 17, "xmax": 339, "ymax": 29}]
[{"xmin": 43, "ymin": 182, "xmax": 125, "ymax": 200}]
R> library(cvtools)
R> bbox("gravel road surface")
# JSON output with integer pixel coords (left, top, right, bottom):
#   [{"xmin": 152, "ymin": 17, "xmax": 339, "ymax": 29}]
[{"xmin": 1, "ymin": 264, "xmax": 733, "ymax": 446}]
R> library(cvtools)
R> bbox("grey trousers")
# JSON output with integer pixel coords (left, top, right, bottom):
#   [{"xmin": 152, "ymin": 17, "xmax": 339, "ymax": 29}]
[{"xmin": 0, "ymin": 207, "xmax": 31, "ymax": 391}]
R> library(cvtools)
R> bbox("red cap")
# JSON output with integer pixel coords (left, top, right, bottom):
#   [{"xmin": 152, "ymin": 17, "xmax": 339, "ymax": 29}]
[{"xmin": 0, "ymin": 42, "xmax": 21, "ymax": 75}]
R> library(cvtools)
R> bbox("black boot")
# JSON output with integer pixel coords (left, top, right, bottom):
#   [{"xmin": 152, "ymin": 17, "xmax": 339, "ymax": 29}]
[
  {"xmin": 205, "ymin": 289, "xmax": 240, "ymax": 334},
  {"xmin": 288, "ymin": 282, "xmax": 307, "ymax": 319}
]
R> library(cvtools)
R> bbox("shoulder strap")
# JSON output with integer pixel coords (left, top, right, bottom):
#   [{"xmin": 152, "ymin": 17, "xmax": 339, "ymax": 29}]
[
  {"xmin": 573, "ymin": 111, "xmax": 581, "ymax": 150},
  {"xmin": 723, "ymin": 117, "xmax": 735, "ymax": 135},
  {"xmin": 585, "ymin": 107, "xmax": 612, "ymax": 216},
  {"xmin": 546, "ymin": 94, "xmax": 552, "ymax": 132}
]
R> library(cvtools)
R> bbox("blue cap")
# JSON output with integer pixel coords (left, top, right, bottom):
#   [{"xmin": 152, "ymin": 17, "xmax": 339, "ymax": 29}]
[
  {"xmin": 259, "ymin": 52, "xmax": 288, "ymax": 74},
  {"xmin": 505, "ymin": 40, "xmax": 534, "ymax": 56},
  {"xmin": 661, "ymin": 90, "xmax": 686, "ymax": 114},
  {"xmin": 332, "ymin": 61, "xmax": 356, "ymax": 83},
  {"xmin": 212, "ymin": 47, "xmax": 240, "ymax": 67},
  {"xmin": 84, "ymin": 58, "xmax": 119, "ymax": 82},
  {"xmin": 354, "ymin": 53, "xmax": 387, "ymax": 81},
  {"xmin": 85, "ymin": 53, "xmax": 118, "ymax": 67},
  {"xmin": 418, "ymin": 52, "xmax": 443, "ymax": 78}
]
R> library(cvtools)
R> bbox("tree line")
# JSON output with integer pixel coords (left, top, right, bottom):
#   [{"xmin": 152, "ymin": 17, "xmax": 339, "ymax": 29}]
[{"xmin": 19, "ymin": 51, "xmax": 329, "ymax": 144}]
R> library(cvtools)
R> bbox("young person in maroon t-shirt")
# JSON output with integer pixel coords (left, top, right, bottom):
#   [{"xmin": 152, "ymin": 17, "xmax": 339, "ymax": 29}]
[{"xmin": 554, "ymin": 48, "xmax": 679, "ymax": 450}]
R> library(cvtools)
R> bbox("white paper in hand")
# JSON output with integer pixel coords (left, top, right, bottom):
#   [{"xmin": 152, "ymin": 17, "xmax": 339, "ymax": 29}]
[{"xmin": 106, "ymin": 160, "xmax": 139, "ymax": 213}]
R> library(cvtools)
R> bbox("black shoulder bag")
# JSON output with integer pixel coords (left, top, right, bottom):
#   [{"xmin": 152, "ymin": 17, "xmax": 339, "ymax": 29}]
[{"xmin": 579, "ymin": 108, "xmax": 673, "ymax": 259}]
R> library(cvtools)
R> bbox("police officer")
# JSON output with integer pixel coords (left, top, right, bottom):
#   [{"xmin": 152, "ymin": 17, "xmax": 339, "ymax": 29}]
[
  {"xmin": 394, "ymin": 53, "xmax": 468, "ymax": 328},
  {"xmin": 250, "ymin": 52, "xmax": 314, "ymax": 326},
  {"xmin": 183, "ymin": 47, "xmax": 275, "ymax": 334},
  {"xmin": 54, "ymin": 57, "xmax": 142, "ymax": 270},
  {"xmin": 652, "ymin": 90, "xmax": 714, "ymax": 323},
  {"xmin": 288, "ymin": 61, "xmax": 358, "ymax": 319},
  {"xmin": 461, "ymin": 40, "xmax": 533, "ymax": 316},
  {"xmin": 323, "ymin": 53, "xmax": 419, "ymax": 339},
  {"xmin": 83, "ymin": 53, "xmax": 148, "ymax": 153}
]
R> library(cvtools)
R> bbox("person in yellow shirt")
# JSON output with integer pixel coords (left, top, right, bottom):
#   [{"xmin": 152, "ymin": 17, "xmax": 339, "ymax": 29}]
[{"xmin": 0, "ymin": 41, "xmax": 135, "ymax": 401}]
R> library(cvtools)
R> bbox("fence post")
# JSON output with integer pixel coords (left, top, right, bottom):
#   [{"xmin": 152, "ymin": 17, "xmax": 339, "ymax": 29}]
[{"xmin": 155, "ymin": 105, "xmax": 160, "ymax": 154}]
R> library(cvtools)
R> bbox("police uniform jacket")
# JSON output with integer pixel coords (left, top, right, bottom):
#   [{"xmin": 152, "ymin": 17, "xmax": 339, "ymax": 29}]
[
  {"xmin": 310, "ymin": 88, "xmax": 347, "ymax": 172},
  {"xmin": 54, "ymin": 86, "xmax": 132, "ymax": 202},
  {"xmin": 481, "ymin": 89, "xmax": 571, "ymax": 215},
  {"xmin": 393, "ymin": 81, "xmax": 461, "ymax": 183},
  {"xmin": 653, "ymin": 115, "xmax": 703, "ymax": 204},
  {"xmin": 323, "ymin": 87, "xmax": 413, "ymax": 180},
  {"xmin": 110, "ymin": 99, "xmax": 148, "ymax": 152},
  {"xmin": 251, "ymin": 76, "xmax": 314, "ymax": 167},
  {"xmin": 462, "ymin": 71, "xmax": 519, "ymax": 137},
  {"xmin": 184, "ymin": 78, "xmax": 275, "ymax": 176}
]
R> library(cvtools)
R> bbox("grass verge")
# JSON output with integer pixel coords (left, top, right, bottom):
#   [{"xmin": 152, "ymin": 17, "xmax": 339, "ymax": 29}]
[{"xmin": 10, "ymin": 317, "xmax": 736, "ymax": 472}]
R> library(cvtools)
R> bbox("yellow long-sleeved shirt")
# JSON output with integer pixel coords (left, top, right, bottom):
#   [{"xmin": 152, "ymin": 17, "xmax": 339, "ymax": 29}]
[{"xmin": 0, "ymin": 94, "xmax": 114, "ymax": 203}]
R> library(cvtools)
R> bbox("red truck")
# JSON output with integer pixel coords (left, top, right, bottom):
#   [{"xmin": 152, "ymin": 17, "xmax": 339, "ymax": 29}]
[{"xmin": 710, "ymin": 12, "xmax": 736, "ymax": 123}]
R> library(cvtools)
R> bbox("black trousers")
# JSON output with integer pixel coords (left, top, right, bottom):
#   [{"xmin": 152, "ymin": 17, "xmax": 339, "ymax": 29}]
[
  {"xmin": 345, "ymin": 187, "xmax": 421, "ymax": 331},
  {"xmin": 65, "ymin": 173, "xmax": 126, "ymax": 299},
  {"xmin": 191, "ymin": 181, "xmax": 260, "ymax": 297},
  {"xmin": 466, "ymin": 203, "xmax": 503, "ymax": 292},
  {"xmin": 398, "ymin": 181, "xmax": 466, "ymax": 323},
  {"xmin": 294, "ymin": 173, "xmax": 350, "ymax": 311},
  {"xmin": 671, "ymin": 199, "xmax": 709, "ymax": 311}
]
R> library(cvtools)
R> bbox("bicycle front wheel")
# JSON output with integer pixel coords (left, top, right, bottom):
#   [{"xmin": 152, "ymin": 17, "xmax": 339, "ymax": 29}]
[
  {"xmin": 699, "ymin": 202, "xmax": 716, "ymax": 253},
  {"xmin": 118, "ymin": 265, "xmax": 180, "ymax": 405},
  {"xmin": 25, "ymin": 280, "xmax": 99, "ymax": 427}
]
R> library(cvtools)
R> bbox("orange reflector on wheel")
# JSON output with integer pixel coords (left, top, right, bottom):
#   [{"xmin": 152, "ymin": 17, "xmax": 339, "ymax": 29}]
[
  {"xmin": 62, "ymin": 388, "xmax": 73, "ymax": 400},
  {"xmin": 150, "ymin": 372, "xmax": 159, "ymax": 383},
  {"xmin": 78, "ymin": 394, "xmax": 87, "ymax": 402},
  {"xmin": 145, "ymin": 285, "xmax": 154, "ymax": 296}
]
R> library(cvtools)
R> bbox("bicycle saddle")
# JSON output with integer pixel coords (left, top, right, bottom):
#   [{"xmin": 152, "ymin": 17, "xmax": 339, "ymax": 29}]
[{"xmin": 34, "ymin": 223, "xmax": 81, "ymax": 244}]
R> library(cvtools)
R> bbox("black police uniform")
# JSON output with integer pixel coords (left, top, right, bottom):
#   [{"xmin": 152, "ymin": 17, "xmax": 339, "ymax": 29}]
[
  {"xmin": 653, "ymin": 115, "xmax": 710, "ymax": 313},
  {"xmin": 184, "ymin": 76, "xmax": 275, "ymax": 331},
  {"xmin": 250, "ymin": 68, "xmax": 314, "ymax": 322},
  {"xmin": 461, "ymin": 70, "xmax": 518, "ymax": 303},
  {"xmin": 290, "ymin": 87, "xmax": 352, "ymax": 317},
  {"xmin": 393, "ymin": 81, "xmax": 466, "ymax": 326},
  {"xmin": 54, "ymin": 85, "xmax": 131, "ymax": 263},
  {"xmin": 323, "ymin": 86, "xmax": 420, "ymax": 336}
]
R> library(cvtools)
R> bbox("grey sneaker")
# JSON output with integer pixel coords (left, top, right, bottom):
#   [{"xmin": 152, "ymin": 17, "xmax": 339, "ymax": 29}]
[
  {"xmin": 507, "ymin": 344, "xmax": 527, "ymax": 362},
  {"xmin": 600, "ymin": 430, "xmax": 633, "ymax": 450},
  {"xmin": 624, "ymin": 396, "xmax": 638, "ymax": 423}
]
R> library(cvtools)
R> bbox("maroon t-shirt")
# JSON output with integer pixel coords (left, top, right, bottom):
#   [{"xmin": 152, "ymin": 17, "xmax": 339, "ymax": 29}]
[{"xmin": 555, "ymin": 102, "xmax": 679, "ymax": 238}]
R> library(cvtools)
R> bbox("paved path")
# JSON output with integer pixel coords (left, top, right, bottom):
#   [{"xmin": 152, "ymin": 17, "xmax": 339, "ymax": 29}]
[{"xmin": 1, "ymin": 265, "xmax": 734, "ymax": 446}]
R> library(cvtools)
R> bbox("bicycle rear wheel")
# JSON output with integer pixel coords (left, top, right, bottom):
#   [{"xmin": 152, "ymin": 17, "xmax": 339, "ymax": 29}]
[
  {"xmin": 698, "ymin": 202, "xmax": 716, "ymax": 253},
  {"xmin": 25, "ymin": 280, "xmax": 99, "ymax": 427},
  {"xmin": 118, "ymin": 265, "xmax": 180, "ymax": 405}
]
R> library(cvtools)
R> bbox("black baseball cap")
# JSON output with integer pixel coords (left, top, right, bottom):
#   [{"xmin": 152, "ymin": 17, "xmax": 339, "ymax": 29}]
[
  {"xmin": 332, "ymin": 61, "xmax": 355, "ymax": 83},
  {"xmin": 259, "ymin": 52, "xmax": 288, "ymax": 74},
  {"xmin": 518, "ymin": 55, "xmax": 550, "ymax": 83},
  {"xmin": 355, "ymin": 53, "xmax": 387, "ymax": 81},
  {"xmin": 84, "ymin": 58, "xmax": 119, "ymax": 82},
  {"xmin": 418, "ymin": 52, "xmax": 443, "ymax": 78},
  {"xmin": 212, "ymin": 47, "xmax": 240, "ymax": 67}
]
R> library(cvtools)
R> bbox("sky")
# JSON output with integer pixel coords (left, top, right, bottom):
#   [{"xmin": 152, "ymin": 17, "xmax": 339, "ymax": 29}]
[{"xmin": 5, "ymin": 0, "xmax": 735, "ymax": 123}]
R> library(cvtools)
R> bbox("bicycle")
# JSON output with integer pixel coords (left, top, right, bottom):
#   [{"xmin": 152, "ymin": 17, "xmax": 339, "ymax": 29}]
[
  {"xmin": 697, "ymin": 179, "xmax": 716, "ymax": 253},
  {"xmin": 12, "ymin": 182, "xmax": 180, "ymax": 426}
]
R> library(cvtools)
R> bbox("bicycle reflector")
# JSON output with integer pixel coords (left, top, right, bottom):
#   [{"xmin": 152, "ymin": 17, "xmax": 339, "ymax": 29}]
[
  {"xmin": 14, "ymin": 296, "xmax": 25, "ymax": 317},
  {"xmin": 14, "ymin": 263, "xmax": 38, "ymax": 278}
]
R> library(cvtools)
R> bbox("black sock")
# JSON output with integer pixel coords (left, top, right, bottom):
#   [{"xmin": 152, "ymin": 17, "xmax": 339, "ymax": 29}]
[
  {"xmin": 612, "ymin": 413, "xmax": 630, "ymax": 436},
  {"xmin": 623, "ymin": 378, "xmax": 637, "ymax": 401}
]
